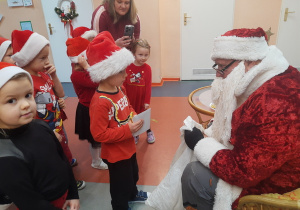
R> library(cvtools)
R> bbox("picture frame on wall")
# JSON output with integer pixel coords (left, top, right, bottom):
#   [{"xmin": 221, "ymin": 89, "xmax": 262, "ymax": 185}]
[
  {"xmin": 23, "ymin": 0, "xmax": 33, "ymax": 7},
  {"xmin": 20, "ymin": 21, "xmax": 33, "ymax": 31},
  {"xmin": 7, "ymin": 0, "xmax": 24, "ymax": 7}
]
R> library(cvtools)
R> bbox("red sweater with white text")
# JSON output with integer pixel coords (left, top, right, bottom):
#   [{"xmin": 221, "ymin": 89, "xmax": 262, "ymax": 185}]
[{"xmin": 89, "ymin": 87, "xmax": 136, "ymax": 163}]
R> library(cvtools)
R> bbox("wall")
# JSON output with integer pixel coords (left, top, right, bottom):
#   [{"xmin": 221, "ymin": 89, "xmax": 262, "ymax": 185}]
[
  {"xmin": 135, "ymin": 0, "xmax": 162, "ymax": 83},
  {"xmin": 0, "ymin": 0, "xmax": 284, "ymax": 82},
  {"xmin": 0, "ymin": 0, "xmax": 53, "ymax": 62},
  {"xmin": 234, "ymin": 0, "xmax": 282, "ymax": 45},
  {"xmin": 159, "ymin": 0, "xmax": 181, "ymax": 79}
]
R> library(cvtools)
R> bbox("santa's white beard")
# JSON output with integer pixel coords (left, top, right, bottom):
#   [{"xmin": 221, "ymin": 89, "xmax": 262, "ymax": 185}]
[{"xmin": 210, "ymin": 61, "xmax": 246, "ymax": 148}]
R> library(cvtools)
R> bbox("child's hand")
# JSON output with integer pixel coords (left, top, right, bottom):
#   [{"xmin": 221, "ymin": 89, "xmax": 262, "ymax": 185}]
[
  {"xmin": 144, "ymin": 103, "xmax": 150, "ymax": 110},
  {"xmin": 54, "ymin": 131, "xmax": 63, "ymax": 142},
  {"xmin": 78, "ymin": 56, "xmax": 90, "ymax": 70},
  {"xmin": 129, "ymin": 119, "xmax": 143, "ymax": 134},
  {"xmin": 62, "ymin": 199, "xmax": 80, "ymax": 210},
  {"xmin": 58, "ymin": 98, "xmax": 66, "ymax": 109},
  {"xmin": 44, "ymin": 63, "xmax": 56, "ymax": 76}
]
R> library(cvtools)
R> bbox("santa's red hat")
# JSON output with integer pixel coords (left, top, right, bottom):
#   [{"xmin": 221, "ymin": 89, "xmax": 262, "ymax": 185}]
[
  {"xmin": 11, "ymin": 30, "xmax": 49, "ymax": 67},
  {"xmin": 211, "ymin": 27, "xmax": 269, "ymax": 61},
  {"xmin": 72, "ymin": 26, "xmax": 97, "ymax": 40},
  {"xmin": 66, "ymin": 37, "xmax": 90, "ymax": 63},
  {"xmin": 86, "ymin": 31, "xmax": 134, "ymax": 83},
  {"xmin": 0, "ymin": 62, "xmax": 32, "ymax": 89},
  {"xmin": 0, "ymin": 37, "xmax": 12, "ymax": 61}
]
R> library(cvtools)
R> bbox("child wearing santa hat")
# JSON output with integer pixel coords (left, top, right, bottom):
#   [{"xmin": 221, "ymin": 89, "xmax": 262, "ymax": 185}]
[
  {"xmin": 66, "ymin": 36, "xmax": 108, "ymax": 170},
  {"xmin": 87, "ymin": 31, "xmax": 150, "ymax": 210},
  {"xmin": 10, "ymin": 30, "xmax": 85, "ymax": 190},
  {"xmin": 71, "ymin": 26, "xmax": 97, "ymax": 41},
  {"xmin": 0, "ymin": 62, "xmax": 79, "ymax": 210},
  {"xmin": 0, "ymin": 37, "xmax": 14, "ymax": 64}
]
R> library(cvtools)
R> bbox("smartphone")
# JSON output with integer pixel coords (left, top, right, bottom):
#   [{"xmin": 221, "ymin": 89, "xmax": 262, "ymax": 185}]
[{"xmin": 124, "ymin": 25, "xmax": 134, "ymax": 39}]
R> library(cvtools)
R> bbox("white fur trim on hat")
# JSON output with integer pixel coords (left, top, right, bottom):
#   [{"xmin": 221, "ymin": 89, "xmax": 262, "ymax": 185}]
[
  {"xmin": 193, "ymin": 137, "xmax": 227, "ymax": 167},
  {"xmin": 12, "ymin": 33, "xmax": 49, "ymax": 67},
  {"xmin": 88, "ymin": 47, "xmax": 134, "ymax": 83},
  {"xmin": 211, "ymin": 36, "xmax": 269, "ymax": 61},
  {"xmin": 0, "ymin": 40, "xmax": 11, "ymax": 61},
  {"xmin": 81, "ymin": 30, "xmax": 97, "ymax": 40},
  {"xmin": 69, "ymin": 50, "xmax": 87, "ymax": 63},
  {"xmin": 0, "ymin": 66, "xmax": 32, "ymax": 88}
]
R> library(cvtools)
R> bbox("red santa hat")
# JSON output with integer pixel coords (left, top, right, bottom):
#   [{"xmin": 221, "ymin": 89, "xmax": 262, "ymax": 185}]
[
  {"xmin": 86, "ymin": 31, "xmax": 134, "ymax": 83},
  {"xmin": 211, "ymin": 27, "xmax": 269, "ymax": 61},
  {"xmin": 72, "ymin": 26, "xmax": 97, "ymax": 40},
  {"xmin": 66, "ymin": 37, "xmax": 90, "ymax": 63},
  {"xmin": 0, "ymin": 37, "xmax": 12, "ymax": 61},
  {"xmin": 0, "ymin": 62, "xmax": 32, "ymax": 89},
  {"xmin": 11, "ymin": 30, "xmax": 49, "ymax": 67}
]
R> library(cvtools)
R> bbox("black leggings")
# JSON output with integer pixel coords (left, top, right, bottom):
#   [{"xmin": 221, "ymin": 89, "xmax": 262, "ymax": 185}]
[{"xmin": 103, "ymin": 153, "xmax": 139, "ymax": 210}]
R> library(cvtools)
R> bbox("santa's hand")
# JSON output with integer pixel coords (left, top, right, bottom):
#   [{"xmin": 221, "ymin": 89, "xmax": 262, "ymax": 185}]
[{"xmin": 184, "ymin": 127, "xmax": 204, "ymax": 150}]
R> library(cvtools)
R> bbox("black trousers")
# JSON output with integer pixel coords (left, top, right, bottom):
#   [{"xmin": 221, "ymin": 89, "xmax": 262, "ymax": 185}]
[{"xmin": 103, "ymin": 153, "xmax": 139, "ymax": 210}]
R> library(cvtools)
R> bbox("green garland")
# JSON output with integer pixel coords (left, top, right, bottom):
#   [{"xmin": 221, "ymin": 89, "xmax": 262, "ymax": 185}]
[{"xmin": 54, "ymin": 0, "xmax": 78, "ymax": 22}]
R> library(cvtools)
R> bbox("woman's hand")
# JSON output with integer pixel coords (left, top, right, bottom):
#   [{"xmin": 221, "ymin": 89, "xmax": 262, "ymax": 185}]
[
  {"xmin": 115, "ymin": 36, "xmax": 132, "ymax": 48},
  {"xmin": 62, "ymin": 199, "xmax": 80, "ymax": 210},
  {"xmin": 128, "ymin": 119, "xmax": 143, "ymax": 134}
]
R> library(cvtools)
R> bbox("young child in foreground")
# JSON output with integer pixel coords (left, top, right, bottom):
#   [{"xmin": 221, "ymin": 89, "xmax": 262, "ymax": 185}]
[
  {"xmin": 11, "ymin": 30, "xmax": 85, "ymax": 190},
  {"xmin": 66, "ymin": 36, "xmax": 108, "ymax": 170},
  {"xmin": 123, "ymin": 39, "xmax": 155, "ymax": 144},
  {"xmin": 0, "ymin": 37, "xmax": 14, "ymax": 64},
  {"xmin": 86, "ymin": 31, "xmax": 150, "ymax": 210},
  {"xmin": 0, "ymin": 62, "xmax": 79, "ymax": 210}
]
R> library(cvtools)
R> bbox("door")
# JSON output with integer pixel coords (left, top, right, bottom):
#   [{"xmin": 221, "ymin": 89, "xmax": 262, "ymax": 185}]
[
  {"xmin": 41, "ymin": 0, "xmax": 94, "ymax": 82},
  {"xmin": 277, "ymin": 0, "xmax": 300, "ymax": 68},
  {"xmin": 180, "ymin": 0, "xmax": 235, "ymax": 80}
]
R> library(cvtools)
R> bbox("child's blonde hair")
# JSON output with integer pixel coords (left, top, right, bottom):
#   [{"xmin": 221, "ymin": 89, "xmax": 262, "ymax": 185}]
[
  {"xmin": 131, "ymin": 39, "xmax": 150, "ymax": 54},
  {"xmin": 102, "ymin": 0, "xmax": 138, "ymax": 24}
]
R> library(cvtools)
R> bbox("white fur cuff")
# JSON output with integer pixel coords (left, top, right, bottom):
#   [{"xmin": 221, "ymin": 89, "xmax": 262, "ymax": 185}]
[{"xmin": 194, "ymin": 137, "xmax": 227, "ymax": 167}]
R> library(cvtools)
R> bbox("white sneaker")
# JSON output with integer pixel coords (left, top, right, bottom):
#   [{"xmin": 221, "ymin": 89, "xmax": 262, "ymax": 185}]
[{"xmin": 91, "ymin": 159, "xmax": 108, "ymax": 170}]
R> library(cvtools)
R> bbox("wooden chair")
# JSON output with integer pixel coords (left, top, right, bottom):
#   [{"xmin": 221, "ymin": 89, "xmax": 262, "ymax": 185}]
[
  {"xmin": 237, "ymin": 194, "xmax": 300, "ymax": 210},
  {"xmin": 188, "ymin": 86, "xmax": 214, "ymax": 128}
]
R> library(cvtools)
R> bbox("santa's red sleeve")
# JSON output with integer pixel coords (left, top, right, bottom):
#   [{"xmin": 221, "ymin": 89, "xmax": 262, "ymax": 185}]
[{"xmin": 193, "ymin": 84, "xmax": 299, "ymax": 188}]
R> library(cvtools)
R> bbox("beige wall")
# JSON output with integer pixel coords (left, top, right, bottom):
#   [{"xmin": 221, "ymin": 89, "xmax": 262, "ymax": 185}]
[
  {"xmin": 0, "ymin": 0, "xmax": 53, "ymax": 62},
  {"xmin": 234, "ymin": 0, "xmax": 282, "ymax": 45},
  {"xmin": 0, "ymin": 0, "xmax": 283, "ymax": 82}
]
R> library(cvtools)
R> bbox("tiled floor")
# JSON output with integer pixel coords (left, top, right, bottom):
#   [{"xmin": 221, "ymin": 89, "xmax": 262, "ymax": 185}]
[{"xmin": 63, "ymin": 80, "xmax": 213, "ymax": 209}]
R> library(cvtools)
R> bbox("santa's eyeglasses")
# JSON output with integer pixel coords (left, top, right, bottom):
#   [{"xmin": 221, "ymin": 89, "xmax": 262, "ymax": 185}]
[{"xmin": 212, "ymin": 60, "xmax": 236, "ymax": 75}]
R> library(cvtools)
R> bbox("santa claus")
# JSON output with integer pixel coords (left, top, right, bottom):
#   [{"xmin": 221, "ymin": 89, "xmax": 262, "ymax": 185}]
[
  {"xmin": 181, "ymin": 27, "xmax": 300, "ymax": 210},
  {"xmin": 145, "ymin": 27, "xmax": 299, "ymax": 210}
]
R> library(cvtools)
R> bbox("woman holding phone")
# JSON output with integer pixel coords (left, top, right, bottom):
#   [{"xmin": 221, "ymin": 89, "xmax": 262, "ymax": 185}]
[{"xmin": 91, "ymin": 0, "xmax": 140, "ymax": 48}]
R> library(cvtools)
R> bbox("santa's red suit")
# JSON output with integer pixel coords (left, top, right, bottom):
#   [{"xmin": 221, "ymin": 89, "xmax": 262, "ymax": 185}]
[{"xmin": 195, "ymin": 45, "xmax": 300, "ymax": 209}]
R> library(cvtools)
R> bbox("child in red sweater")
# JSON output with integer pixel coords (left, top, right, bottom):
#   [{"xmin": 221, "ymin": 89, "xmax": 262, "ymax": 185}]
[
  {"xmin": 123, "ymin": 39, "xmax": 155, "ymax": 144},
  {"xmin": 87, "ymin": 31, "xmax": 150, "ymax": 210},
  {"xmin": 66, "ymin": 36, "xmax": 108, "ymax": 170},
  {"xmin": 11, "ymin": 30, "xmax": 85, "ymax": 189}
]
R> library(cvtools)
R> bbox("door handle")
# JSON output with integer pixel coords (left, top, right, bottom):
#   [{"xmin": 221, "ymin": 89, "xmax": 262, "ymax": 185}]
[
  {"xmin": 284, "ymin": 8, "xmax": 295, "ymax": 21},
  {"xmin": 48, "ymin": 23, "xmax": 54, "ymax": 35},
  {"xmin": 184, "ymin": 13, "xmax": 191, "ymax": 26}
]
